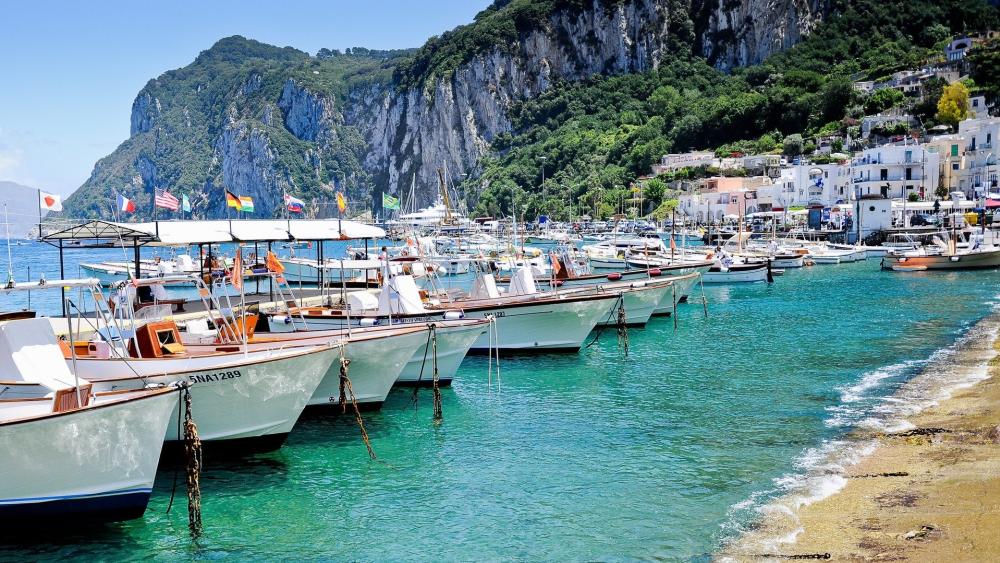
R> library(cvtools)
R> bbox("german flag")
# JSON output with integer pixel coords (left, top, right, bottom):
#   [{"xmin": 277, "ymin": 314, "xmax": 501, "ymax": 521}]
[{"xmin": 225, "ymin": 190, "xmax": 242, "ymax": 210}]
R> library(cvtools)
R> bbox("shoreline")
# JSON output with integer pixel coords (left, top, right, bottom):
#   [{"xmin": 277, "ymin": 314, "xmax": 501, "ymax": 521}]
[{"xmin": 719, "ymin": 312, "xmax": 1000, "ymax": 561}]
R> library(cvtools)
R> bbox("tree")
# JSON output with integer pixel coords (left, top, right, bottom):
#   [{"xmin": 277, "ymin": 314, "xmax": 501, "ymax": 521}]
[
  {"xmin": 783, "ymin": 134, "xmax": 804, "ymax": 157},
  {"xmin": 864, "ymin": 88, "xmax": 905, "ymax": 114},
  {"xmin": 936, "ymin": 81, "xmax": 970, "ymax": 126}
]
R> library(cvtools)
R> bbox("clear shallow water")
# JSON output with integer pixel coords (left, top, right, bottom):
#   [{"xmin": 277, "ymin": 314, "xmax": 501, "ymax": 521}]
[{"xmin": 2, "ymin": 242, "xmax": 1000, "ymax": 560}]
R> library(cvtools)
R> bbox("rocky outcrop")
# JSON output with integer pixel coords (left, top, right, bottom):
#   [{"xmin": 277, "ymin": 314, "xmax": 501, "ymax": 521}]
[
  {"xmin": 279, "ymin": 79, "xmax": 337, "ymax": 144},
  {"xmin": 130, "ymin": 91, "xmax": 160, "ymax": 135},
  {"xmin": 215, "ymin": 121, "xmax": 285, "ymax": 215},
  {"xmin": 695, "ymin": 0, "xmax": 828, "ymax": 69}
]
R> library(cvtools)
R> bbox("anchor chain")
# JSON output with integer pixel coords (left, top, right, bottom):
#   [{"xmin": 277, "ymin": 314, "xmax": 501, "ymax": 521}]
[
  {"xmin": 182, "ymin": 385, "xmax": 203, "ymax": 538},
  {"xmin": 616, "ymin": 299, "xmax": 629, "ymax": 357},
  {"xmin": 339, "ymin": 356, "xmax": 376, "ymax": 460},
  {"xmin": 430, "ymin": 324, "xmax": 442, "ymax": 423}
]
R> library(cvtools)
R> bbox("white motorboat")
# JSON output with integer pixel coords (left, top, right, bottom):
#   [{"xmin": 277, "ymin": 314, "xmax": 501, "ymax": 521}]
[
  {"xmin": 69, "ymin": 321, "xmax": 337, "ymax": 450},
  {"xmin": 0, "ymin": 317, "xmax": 179, "ymax": 524},
  {"xmin": 276, "ymin": 274, "xmax": 619, "ymax": 353},
  {"xmin": 258, "ymin": 319, "xmax": 488, "ymax": 386},
  {"xmin": 505, "ymin": 267, "xmax": 671, "ymax": 327},
  {"xmin": 701, "ymin": 262, "xmax": 770, "ymax": 283}
]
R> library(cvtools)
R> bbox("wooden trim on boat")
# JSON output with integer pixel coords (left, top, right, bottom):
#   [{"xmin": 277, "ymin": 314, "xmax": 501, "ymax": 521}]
[{"xmin": 0, "ymin": 386, "xmax": 177, "ymax": 428}]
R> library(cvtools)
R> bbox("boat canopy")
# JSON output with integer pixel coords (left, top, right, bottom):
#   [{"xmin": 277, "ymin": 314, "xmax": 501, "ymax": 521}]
[
  {"xmin": 42, "ymin": 219, "xmax": 386, "ymax": 246},
  {"xmin": 0, "ymin": 318, "xmax": 78, "ymax": 390}
]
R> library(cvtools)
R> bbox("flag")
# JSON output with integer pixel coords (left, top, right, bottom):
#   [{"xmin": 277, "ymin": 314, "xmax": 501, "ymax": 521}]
[
  {"xmin": 265, "ymin": 250, "xmax": 286, "ymax": 283},
  {"xmin": 669, "ymin": 237, "xmax": 677, "ymax": 251},
  {"xmin": 239, "ymin": 196, "xmax": 255, "ymax": 213},
  {"xmin": 549, "ymin": 251, "xmax": 562, "ymax": 277},
  {"xmin": 117, "ymin": 193, "xmax": 136, "ymax": 214},
  {"xmin": 265, "ymin": 251, "xmax": 285, "ymax": 275},
  {"xmin": 226, "ymin": 190, "xmax": 242, "ymax": 210},
  {"xmin": 182, "ymin": 194, "xmax": 191, "ymax": 213},
  {"xmin": 38, "ymin": 191, "xmax": 62, "ymax": 211},
  {"xmin": 284, "ymin": 193, "xmax": 305, "ymax": 213},
  {"xmin": 231, "ymin": 249, "xmax": 243, "ymax": 291},
  {"xmin": 382, "ymin": 192, "xmax": 400, "ymax": 210},
  {"xmin": 154, "ymin": 188, "xmax": 180, "ymax": 211},
  {"xmin": 336, "ymin": 192, "xmax": 347, "ymax": 213}
]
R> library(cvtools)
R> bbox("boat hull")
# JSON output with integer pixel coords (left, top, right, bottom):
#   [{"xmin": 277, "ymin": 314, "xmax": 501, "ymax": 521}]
[
  {"xmin": 0, "ymin": 389, "xmax": 177, "ymax": 524},
  {"xmin": 75, "ymin": 347, "xmax": 335, "ymax": 445},
  {"xmin": 464, "ymin": 294, "xmax": 617, "ymax": 352},
  {"xmin": 881, "ymin": 249, "xmax": 1000, "ymax": 270},
  {"xmin": 702, "ymin": 264, "xmax": 769, "ymax": 283}
]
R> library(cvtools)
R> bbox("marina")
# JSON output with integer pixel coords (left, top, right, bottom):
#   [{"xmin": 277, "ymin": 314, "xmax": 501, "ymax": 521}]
[
  {"xmin": 3, "ymin": 0, "xmax": 1000, "ymax": 559},
  {"xmin": 3, "ymin": 226, "xmax": 1000, "ymax": 558}
]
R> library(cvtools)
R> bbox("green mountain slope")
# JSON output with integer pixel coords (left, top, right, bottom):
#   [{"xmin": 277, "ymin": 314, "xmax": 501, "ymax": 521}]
[{"xmin": 470, "ymin": 0, "xmax": 999, "ymax": 219}]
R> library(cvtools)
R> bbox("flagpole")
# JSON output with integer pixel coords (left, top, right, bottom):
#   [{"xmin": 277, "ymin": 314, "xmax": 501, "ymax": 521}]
[{"xmin": 37, "ymin": 189, "xmax": 43, "ymax": 241}]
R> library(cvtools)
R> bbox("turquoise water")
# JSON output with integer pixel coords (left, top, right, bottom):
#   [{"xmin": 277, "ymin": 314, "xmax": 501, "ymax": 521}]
[{"xmin": 2, "ymin": 243, "xmax": 1000, "ymax": 560}]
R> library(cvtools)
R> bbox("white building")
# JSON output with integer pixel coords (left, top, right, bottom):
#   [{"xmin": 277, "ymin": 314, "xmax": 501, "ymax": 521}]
[
  {"xmin": 653, "ymin": 151, "xmax": 714, "ymax": 174},
  {"xmin": 850, "ymin": 144, "xmax": 940, "ymax": 200},
  {"xmin": 756, "ymin": 163, "xmax": 852, "ymax": 211},
  {"xmin": 958, "ymin": 117, "xmax": 999, "ymax": 197}
]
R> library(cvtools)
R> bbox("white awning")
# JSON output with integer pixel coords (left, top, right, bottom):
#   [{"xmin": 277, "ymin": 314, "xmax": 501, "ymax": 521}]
[{"xmin": 43, "ymin": 219, "xmax": 386, "ymax": 246}]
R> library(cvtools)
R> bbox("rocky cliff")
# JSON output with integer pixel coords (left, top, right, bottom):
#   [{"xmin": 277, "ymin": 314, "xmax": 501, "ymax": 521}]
[
  {"xmin": 353, "ymin": 0, "xmax": 827, "ymax": 206},
  {"xmin": 62, "ymin": 0, "xmax": 827, "ymax": 219}
]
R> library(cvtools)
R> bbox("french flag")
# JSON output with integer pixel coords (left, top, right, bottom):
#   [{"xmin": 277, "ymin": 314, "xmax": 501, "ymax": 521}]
[
  {"xmin": 284, "ymin": 193, "xmax": 305, "ymax": 213},
  {"xmin": 117, "ymin": 193, "xmax": 136, "ymax": 214}
]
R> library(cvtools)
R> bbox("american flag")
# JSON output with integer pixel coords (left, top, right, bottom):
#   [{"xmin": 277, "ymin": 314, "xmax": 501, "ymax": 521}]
[{"xmin": 154, "ymin": 188, "xmax": 180, "ymax": 211}]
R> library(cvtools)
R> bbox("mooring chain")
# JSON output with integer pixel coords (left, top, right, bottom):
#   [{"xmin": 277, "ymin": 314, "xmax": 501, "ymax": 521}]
[
  {"xmin": 409, "ymin": 326, "xmax": 435, "ymax": 408},
  {"xmin": 182, "ymin": 385, "xmax": 203, "ymax": 538},
  {"xmin": 430, "ymin": 324, "xmax": 443, "ymax": 423},
  {"xmin": 616, "ymin": 299, "xmax": 629, "ymax": 357},
  {"xmin": 339, "ymin": 355, "xmax": 376, "ymax": 460}
]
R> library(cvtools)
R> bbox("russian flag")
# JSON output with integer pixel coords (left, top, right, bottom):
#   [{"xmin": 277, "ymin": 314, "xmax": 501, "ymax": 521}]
[
  {"xmin": 284, "ymin": 193, "xmax": 305, "ymax": 213},
  {"xmin": 117, "ymin": 193, "xmax": 136, "ymax": 214}
]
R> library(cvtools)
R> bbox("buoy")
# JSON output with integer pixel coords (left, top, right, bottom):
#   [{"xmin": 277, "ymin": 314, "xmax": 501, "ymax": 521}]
[
  {"xmin": 607, "ymin": 273, "xmax": 622, "ymax": 281},
  {"xmin": 648, "ymin": 268, "xmax": 662, "ymax": 276}
]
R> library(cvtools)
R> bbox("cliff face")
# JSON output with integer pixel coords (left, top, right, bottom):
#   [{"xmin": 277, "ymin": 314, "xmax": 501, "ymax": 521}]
[
  {"xmin": 351, "ymin": 0, "xmax": 826, "ymax": 207},
  {"xmin": 695, "ymin": 0, "xmax": 827, "ymax": 69},
  {"xmin": 62, "ymin": 0, "xmax": 826, "ymax": 219}
]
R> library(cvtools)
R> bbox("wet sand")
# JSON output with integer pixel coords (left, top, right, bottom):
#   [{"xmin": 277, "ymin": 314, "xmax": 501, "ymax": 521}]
[{"xmin": 720, "ymin": 319, "xmax": 1000, "ymax": 562}]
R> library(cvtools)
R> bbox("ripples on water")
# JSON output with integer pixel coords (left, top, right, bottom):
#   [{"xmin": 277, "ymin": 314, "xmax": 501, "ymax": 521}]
[{"xmin": 2, "ymin": 243, "xmax": 1000, "ymax": 560}]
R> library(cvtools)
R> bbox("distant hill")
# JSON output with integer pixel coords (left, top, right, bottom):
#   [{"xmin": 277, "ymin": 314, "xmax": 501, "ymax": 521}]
[{"xmin": 0, "ymin": 181, "xmax": 46, "ymax": 238}]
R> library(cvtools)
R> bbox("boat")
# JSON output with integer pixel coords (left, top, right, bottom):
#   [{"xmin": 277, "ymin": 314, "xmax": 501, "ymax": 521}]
[
  {"xmin": 0, "ymin": 316, "xmax": 179, "ymax": 524},
  {"xmin": 881, "ymin": 237, "xmax": 1000, "ymax": 271},
  {"xmin": 68, "ymin": 323, "xmax": 339, "ymax": 449},
  {"xmin": 258, "ymin": 319, "xmax": 489, "ymax": 386},
  {"xmin": 182, "ymin": 322, "xmax": 434, "ymax": 405},
  {"xmin": 702, "ymin": 262, "xmax": 770, "ymax": 283},
  {"xmin": 277, "ymin": 273, "xmax": 619, "ymax": 353}
]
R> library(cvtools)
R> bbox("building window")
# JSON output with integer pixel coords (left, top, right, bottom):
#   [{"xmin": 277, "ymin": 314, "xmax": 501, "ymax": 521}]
[
  {"xmin": 952, "ymin": 144, "xmax": 959, "ymax": 157},
  {"xmin": 905, "ymin": 168, "xmax": 913, "ymax": 180},
  {"xmin": 880, "ymin": 169, "xmax": 888, "ymax": 181},
  {"xmin": 953, "ymin": 162, "xmax": 960, "ymax": 171},
  {"xmin": 905, "ymin": 150, "xmax": 913, "ymax": 163}
]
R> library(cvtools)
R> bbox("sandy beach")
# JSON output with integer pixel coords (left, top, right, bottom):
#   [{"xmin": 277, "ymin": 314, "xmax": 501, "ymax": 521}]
[{"xmin": 720, "ymin": 316, "xmax": 1000, "ymax": 562}]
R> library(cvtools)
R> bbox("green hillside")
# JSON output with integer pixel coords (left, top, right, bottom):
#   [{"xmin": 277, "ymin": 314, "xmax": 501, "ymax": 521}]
[{"xmin": 469, "ymin": 0, "xmax": 999, "ymax": 219}]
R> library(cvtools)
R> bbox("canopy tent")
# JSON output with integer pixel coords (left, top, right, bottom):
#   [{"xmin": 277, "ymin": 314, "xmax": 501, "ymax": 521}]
[
  {"xmin": 38, "ymin": 219, "xmax": 387, "ymax": 316},
  {"xmin": 42, "ymin": 219, "xmax": 386, "ymax": 246}
]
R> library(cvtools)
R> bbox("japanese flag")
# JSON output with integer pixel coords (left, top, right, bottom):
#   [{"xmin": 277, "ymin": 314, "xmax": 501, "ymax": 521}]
[{"xmin": 39, "ymin": 191, "xmax": 62, "ymax": 211}]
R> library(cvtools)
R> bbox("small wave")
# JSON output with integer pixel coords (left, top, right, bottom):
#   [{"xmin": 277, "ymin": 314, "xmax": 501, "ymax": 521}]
[{"xmin": 721, "ymin": 311, "xmax": 1000, "ymax": 555}]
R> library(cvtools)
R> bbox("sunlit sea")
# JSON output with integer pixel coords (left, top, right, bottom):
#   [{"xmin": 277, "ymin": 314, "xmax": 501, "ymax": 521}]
[{"xmin": 2, "ymin": 240, "xmax": 999, "ymax": 560}]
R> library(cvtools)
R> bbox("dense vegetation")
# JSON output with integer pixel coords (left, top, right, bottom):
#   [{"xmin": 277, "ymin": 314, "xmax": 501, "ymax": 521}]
[{"xmin": 467, "ymin": 0, "xmax": 999, "ymax": 219}]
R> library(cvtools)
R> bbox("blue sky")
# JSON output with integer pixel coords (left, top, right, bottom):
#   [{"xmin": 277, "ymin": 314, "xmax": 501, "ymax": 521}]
[{"xmin": 0, "ymin": 0, "xmax": 491, "ymax": 196}]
